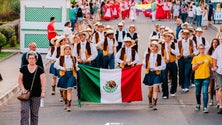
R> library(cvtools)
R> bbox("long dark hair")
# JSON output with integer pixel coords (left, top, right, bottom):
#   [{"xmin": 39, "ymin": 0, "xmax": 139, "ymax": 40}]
[
  {"xmin": 208, "ymin": 38, "xmax": 220, "ymax": 55},
  {"xmin": 77, "ymin": 8, "xmax": 83, "ymax": 17}
]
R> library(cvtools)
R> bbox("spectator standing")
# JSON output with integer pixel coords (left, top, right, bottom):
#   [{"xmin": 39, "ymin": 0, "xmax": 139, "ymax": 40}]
[
  {"xmin": 188, "ymin": 6, "xmax": 194, "ymax": 24},
  {"xmin": 63, "ymin": 21, "xmax": 73, "ymax": 43},
  {"xmin": 173, "ymin": 1, "xmax": 180, "ymax": 20},
  {"xmin": 47, "ymin": 17, "xmax": 57, "ymax": 46},
  {"xmin": 70, "ymin": 5, "xmax": 77, "ymax": 32},
  {"xmin": 195, "ymin": 4, "xmax": 203, "ymax": 27},
  {"xmin": 202, "ymin": 5, "xmax": 208, "ymax": 30},
  {"xmin": 208, "ymin": 1, "xmax": 213, "ymax": 26},
  {"xmin": 180, "ymin": 4, "xmax": 188, "ymax": 23}
]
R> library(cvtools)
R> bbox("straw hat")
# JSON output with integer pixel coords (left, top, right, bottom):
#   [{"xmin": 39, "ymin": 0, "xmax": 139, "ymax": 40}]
[
  {"xmin": 94, "ymin": 22, "xmax": 101, "ymax": 27},
  {"xmin": 60, "ymin": 44, "xmax": 73, "ymax": 56},
  {"xmin": 105, "ymin": 25, "xmax": 113, "ymax": 30},
  {"xmin": 128, "ymin": 25, "xmax": 136, "ymax": 30},
  {"xmin": 160, "ymin": 25, "xmax": 165, "ymax": 29},
  {"xmin": 117, "ymin": 22, "xmax": 124, "ymax": 26},
  {"xmin": 163, "ymin": 31, "xmax": 174, "ymax": 39},
  {"xmin": 150, "ymin": 35, "xmax": 159, "ymax": 41},
  {"xmin": 149, "ymin": 41, "xmax": 161, "ymax": 52},
  {"xmin": 106, "ymin": 30, "xmax": 114, "ymax": 35},
  {"xmin": 195, "ymin": 27, "xmax": 203, "ymax": 32},
  {"xmin": 123, "ymin": 37, "xmax": 135, "ymax": 48},
  {"xmin": 182, "ymin": 22, "xmax": 189, "ymax": 29},
  {"xmin": 97, "ymin": 23, "xmax": 104, "ymax": 27},
  {"xmin": 84, "ymin": 28, "xmax": 93, "ymax": 33},
  {"xmin": 76, "ymin": 31, "xmax": 90, "ymax": 39},
  {"xmin": 188, "ymin": 25, "xmax": 195, "ymax": 33},
  {"xmin": 56, "ymin": 36, "xmax": 66, "ymax": 46},
  {"xmin": 50, "ymin": 36, "xmax": 60, "ymax": 46},
  {"xmin": 182, "ymin": 29, "xmax": 190, "ymax": 35}
]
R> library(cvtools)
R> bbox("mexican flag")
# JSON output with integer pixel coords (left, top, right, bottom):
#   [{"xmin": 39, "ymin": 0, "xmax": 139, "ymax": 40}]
[{"xmin": 78, "ymin": 64, "xmax": 142, "ymax": 104}]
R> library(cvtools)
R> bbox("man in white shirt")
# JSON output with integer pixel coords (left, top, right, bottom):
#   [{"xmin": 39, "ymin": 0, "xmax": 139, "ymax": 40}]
[
  {"xmin": 161, "ymin": 31, "xmax": 180, "ymax": 99},
  {"xmin": 195, "ymin": 4, "xmax": 203, "ymax": 27},
  {"xmin": 212, "ymin": 44, "xmax": 222, "ymax": 114},
  {"xmin": 102, "ymin": 30, "xmax": 118, "ymax": 69},
  {"xmin": 115, "ymin": 22, "xmax": 126, "ymax": 51},
  {"xmin": 73, "ymin": 31, "xmax": 98, "ymax": 66},
  {"xmin": 115, "ymin": 37, "xmax": 139, "ymax": 68},
  {"xmin": 177, "ymin": 30, "xmax": 198, "ymax": 92}
]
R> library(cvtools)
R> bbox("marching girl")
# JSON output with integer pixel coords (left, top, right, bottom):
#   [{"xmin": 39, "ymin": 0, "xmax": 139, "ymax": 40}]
[
  {"xmin": 103, "ymin": 1, "xmax": 113, "ymax": 20},
  {"xmin": 46, "ymin": 36, "xmax": 60, "ymax": 95},
  {"xmin": 143, "ymin": 41, "xmax": 166, "ymax": 110},
  {"xmin": 127, "ymin": 25, "xmax": 139, "ymax": 52},
  {"xmin": 54, "ymin": 44, "xmax": 77, "ymax": 112},
  {"xmin": 53, "ymin": 36, "xmax": 68, "ymax": 102}
]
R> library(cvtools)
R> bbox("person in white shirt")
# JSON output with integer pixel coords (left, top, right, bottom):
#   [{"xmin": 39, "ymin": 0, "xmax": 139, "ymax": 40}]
[
  {"xmin": 54, "ymin": 44, "xmax": 77, "ymax": 112},
  {"xmin": 212, "ymin": 43, "xmax": 222, "ymax": 114},
  {"xmin": 173, "ymin": 1, "xmax": 180, "ymax": 20},
  {"xmin": 177, "ymin": 29, "xmax": 198, "ymax": 93},
  {"xmin": 188, "ymin": 6, "xmax": 194, "ymax": 24},
  {"xmin": 63, "ymin": 22, "xmax": 73, "ymax": 43},
  {"xmin": 193, "ymin": 27, "xmax": 209, "ymax": 50},
  {"xmin": 46, "ymin": 36, "xmax": 60, "ymax": 95},
  {"xmin": 73, "ymin": 31, "xmax": 98, "ymax": 66},
  {"xmin": 115, "ymin": 37, "xmax": 139, "ymax": 68},
  {"xmin": 115, "ymin": 22, "xmax": 126, "ymax": 51},
  {"xmin": 102, "ymin": 30, "xmax": 118, "ymax": 69},
  {"xmin": 143, "ymin": 41, "xmax": 166, "ymax": 110},
  {"xmin": 149, "ymin": 24, "xmax": 160, "ymax": 40},
  {"xmin": 91, "ymin": 23, "xmax": 105, "ymax": 68},
  {"xmin": 195, "ymin": 4, "xmax": 203, "ymax": 27},
  {"xmin": 161, "ymin": 31, "xmax": 179, "ymax": 99}
]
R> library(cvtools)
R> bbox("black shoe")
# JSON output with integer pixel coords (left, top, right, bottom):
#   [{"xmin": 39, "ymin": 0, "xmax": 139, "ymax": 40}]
[{"xmin": 217, "ymin": 108, "xmax": 222, "ymax": 114}]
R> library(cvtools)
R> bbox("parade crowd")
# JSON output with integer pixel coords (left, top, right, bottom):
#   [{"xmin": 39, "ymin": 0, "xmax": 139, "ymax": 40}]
[{"xmin": 18, "ymin": 0, "xmax": 222, "ymax": 125}]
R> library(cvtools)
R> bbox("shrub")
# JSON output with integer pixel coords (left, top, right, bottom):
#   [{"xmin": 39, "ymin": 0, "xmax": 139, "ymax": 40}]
[
  {"xmin": 12, "ymin": 0, "xmax": 20, "ymax": 13},
  {"xmin": 0, "ymin": 33, "xmax": 7, "ymax": 47},
  {"xmin": 10, "ymin": 35, "xmax": 17, "ymax": 47},
  {"xmin": 0, "ymin": 27, "xmax": 15, "ymax": 45}
]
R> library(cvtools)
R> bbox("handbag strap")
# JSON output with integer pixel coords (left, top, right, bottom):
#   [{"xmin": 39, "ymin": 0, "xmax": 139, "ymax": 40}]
[{"xmin": 29, "ymin": 66, "xmax": 38, "ymax": 92}]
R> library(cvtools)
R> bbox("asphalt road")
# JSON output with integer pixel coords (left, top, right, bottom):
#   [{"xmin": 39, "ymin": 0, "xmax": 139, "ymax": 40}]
[{"xmin": 0, "ymin": 15, "xmax": 222, "ymax": 125}]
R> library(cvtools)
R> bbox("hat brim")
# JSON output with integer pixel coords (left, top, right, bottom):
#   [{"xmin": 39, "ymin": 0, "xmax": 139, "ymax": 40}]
[
  {"xmin": 60, "ymin": 45, "xmax": 73, "ymax": 56},
  {"xmin": 149, "ymin": 43, "xmax": 161, "ymax": 52},
  {"xmin": 77, "ymin": 32, "xmax": 89, "ymax": 39}
]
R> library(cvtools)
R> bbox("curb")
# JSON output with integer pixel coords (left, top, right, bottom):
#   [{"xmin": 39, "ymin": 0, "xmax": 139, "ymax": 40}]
[
  {"xmin": 0, "ymin": 85, "xmax": 20, "ymax": 106},
  {"xmin": 0, "ymin": 52, "xmax": 18, "ymax": 63}
]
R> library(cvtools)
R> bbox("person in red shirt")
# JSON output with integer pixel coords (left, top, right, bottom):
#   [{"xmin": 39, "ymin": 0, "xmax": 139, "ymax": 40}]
[{"xmin": 47, "ymin": 17, "xmax": 57, "ymax": 46}]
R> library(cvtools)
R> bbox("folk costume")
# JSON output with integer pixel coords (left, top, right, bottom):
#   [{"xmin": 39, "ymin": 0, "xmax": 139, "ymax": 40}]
[
  {"xmin": 143, "ymin": 41, "xmax": 166, "ymax": 110},
  {"xmin": 73, "ymin": 31, "xmax": 98, "ymax": 66},
  {"xmin": 91, "ymin": 23, "xmax": 105, "ymax": 68},
  {"xmin": 161, "ymin": 32, "xmax": 179, "ymax": 99},
  {"xmin": 115, "ymin": 22, "xmax": 126, "ymax": 52},
  {"xmin": 156, "ymin": 0, "xmax": 165, "ymax": 20},
  {"xmin": 177, "ymin": 30, "xmax": 198, "ymax": 92},
  {"xmin": 127, "ymin": 25, "xmax": 139, "ymax": 52},
  {"xmin": 193, "ymin": 27, "xmax": 210, "ymax": 49},
  {"xmin": 115, "ymin": 37, "xmax": 139, "ymax": 68},
  {"xmin": 102, "ymin": 30, "xmax": 118, "ymax": 69},
  {"xmin": 54, "ymin": 44, "xmax": 77, "ymax": 112}
]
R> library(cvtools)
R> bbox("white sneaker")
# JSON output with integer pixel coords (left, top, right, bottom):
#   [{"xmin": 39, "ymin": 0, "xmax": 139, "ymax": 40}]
[
  {"xmin": 184, "ymin": 88, "xmax": 189, "ymax": 93},
  {"xmin": 162, "ymin": 96, "xmax": 168, "ymax": 99},
  {"xmin": 171, "ymin": 94, "xmax": 176, "ymax": 97}
]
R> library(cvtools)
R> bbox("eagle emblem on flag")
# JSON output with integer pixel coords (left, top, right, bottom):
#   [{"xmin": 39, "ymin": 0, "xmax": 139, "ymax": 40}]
[{"xmin": 103, "ymin": 80, "xmax": 118, "ymax": 93}]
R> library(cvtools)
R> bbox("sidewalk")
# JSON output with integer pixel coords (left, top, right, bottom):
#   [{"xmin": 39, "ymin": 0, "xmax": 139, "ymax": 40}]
[{"xmin": 0, "ymin": 52, "xmax": 48, "ymax": 106}]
